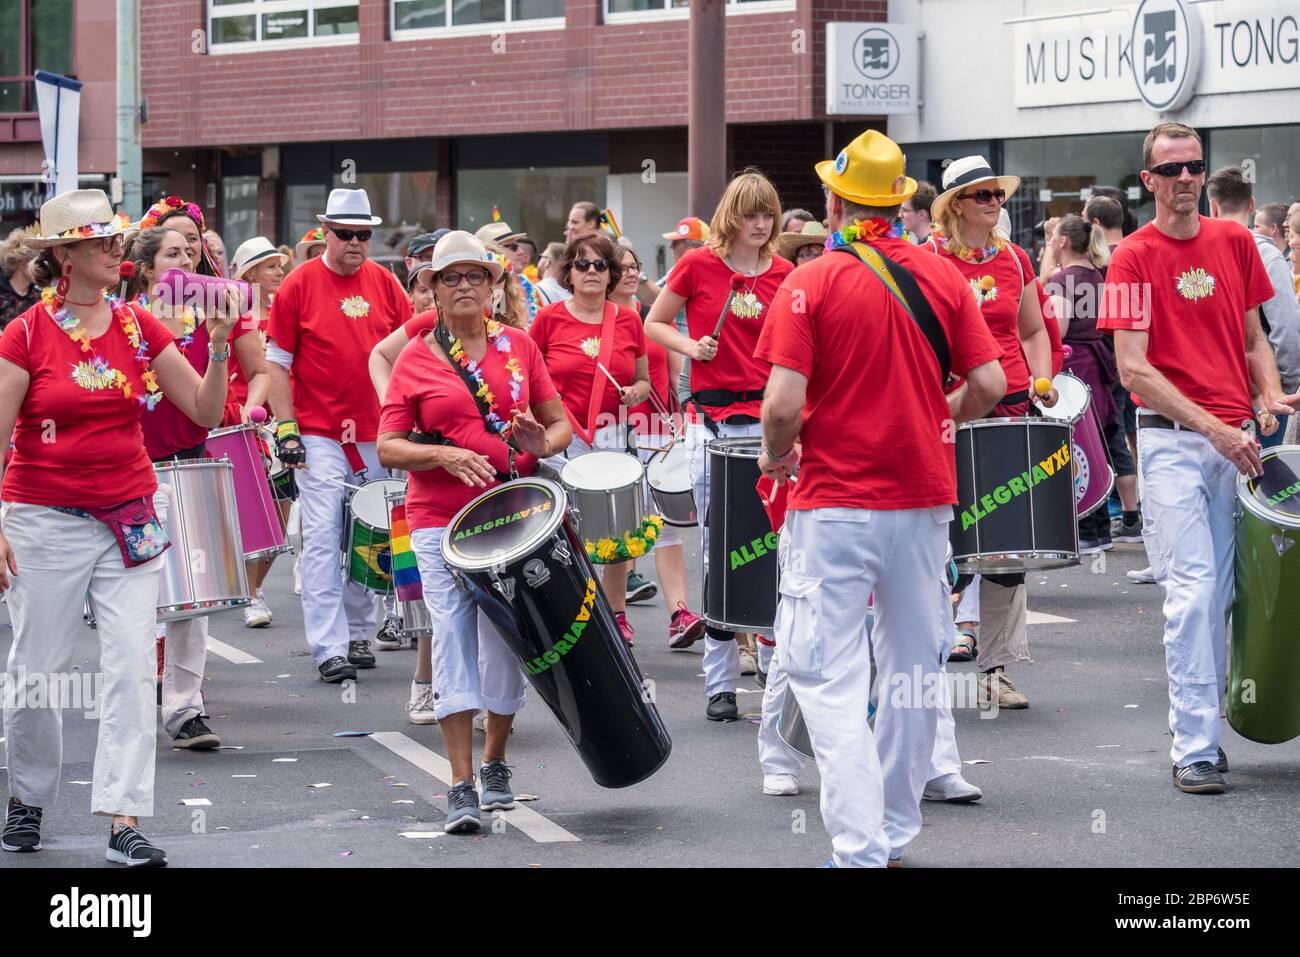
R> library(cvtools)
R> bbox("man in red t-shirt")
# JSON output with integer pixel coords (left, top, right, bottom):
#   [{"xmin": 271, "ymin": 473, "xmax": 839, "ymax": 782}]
[
  {"xmin": 756, "ymin": 130, "xmax": 1005, "ymax": 867},
  {"xmin": 266, "ymin": 189, "xmax": 413, "ymax": 683},
  {"xmin": 1098, "ymin": 123, "xmax": 1299, "ymax": 796}
]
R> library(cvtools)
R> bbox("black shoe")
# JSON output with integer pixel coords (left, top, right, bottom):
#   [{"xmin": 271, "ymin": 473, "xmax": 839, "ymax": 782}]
[
  {"xmin": 626, "ymin": 571, "xmax": 658, "ymax": 604},
  {"xmin": 1216, "ymin": 747, "xmax": 1229, "ymax": 774},
  {"xmin": 1172, "ymin": 761, "xmax": 1226, "ymax": 794},
  {"xmin": 107, "ymin": 824, "xmax": 167, "ymax": 867},
  {"xmin": 1, "ymin": 798, "xmax": 42, "ymax": 853},
  {"xmin": 706, "ymin": 691, "xmax": 739, "ymax": 721},
  {"xmin": 319, "ymin": 656, "xmax": 358, "ymax": 683},
  {"xmin": 172, "ymin": 715, "xmax": 221, "ymax": 750},
  {"xmin": 347, "ymin": 639, "xmax": 377, "ymax": 669},
  {"xmin": 373, "ymin": 615, "xmax": 403, "ymax": 651}
]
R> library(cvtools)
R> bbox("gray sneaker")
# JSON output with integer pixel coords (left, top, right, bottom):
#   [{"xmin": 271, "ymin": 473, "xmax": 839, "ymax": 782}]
[
  {"xmin": 479, "ymin": 759, "xmax": 515, "ymax": 810},
  {"xmin": 445, "ymin": 779, "xmax": 481, "ymax": 833}
]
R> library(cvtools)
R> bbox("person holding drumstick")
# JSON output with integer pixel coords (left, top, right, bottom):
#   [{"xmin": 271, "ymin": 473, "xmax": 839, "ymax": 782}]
[
  {"xmin": 924, "ymin": 156, "xmax": 1057, "ymax": 709},
  {"xmin": 645, "ymin": 169, "xmax": 793, "ymax": 722},
  {"xmin": 0, "ymin": 190, "xmax": 236, "ymax": 865},
  {"xmin": 378, "ymin": 231, "xmax": 570, "ymax": 834},
  {"xmin": 529, "ymin": 233, "xmax": 650, "ymax": 645}
]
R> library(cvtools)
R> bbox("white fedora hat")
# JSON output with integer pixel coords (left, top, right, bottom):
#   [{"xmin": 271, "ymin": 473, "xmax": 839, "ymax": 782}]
[
  {"xmin": 428, "ymin": 230, "xmax": 504, "ymax": 284},
  {"xmin": 27, "ymin": 189, "xmax": 135, "ymax": 249},
  {"xmin": 231, "ymin": 236, "xmax": 289, "ymax": 279},
  {"xmin": 475, "ymin": 221, "xmax": 527, "ymax": 246},
  {"xmin": 931, "ymin": 156, "xmax": 1021, "ymax": 226},
  {"xmin": 317, "ymin": 188, "xmax": 382, "ymax": 227}
]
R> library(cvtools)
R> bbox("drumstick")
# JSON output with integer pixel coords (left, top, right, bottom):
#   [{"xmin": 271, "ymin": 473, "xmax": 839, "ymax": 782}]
[{"xmin": 596, "ymin": 361, "xmax": 623, "ymax": 394}]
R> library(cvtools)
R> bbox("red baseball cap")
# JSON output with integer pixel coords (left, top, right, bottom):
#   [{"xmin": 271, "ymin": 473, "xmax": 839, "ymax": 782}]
[{"xmin": 662, "ymin": 217, "xmax": 710, "ymax": 243}]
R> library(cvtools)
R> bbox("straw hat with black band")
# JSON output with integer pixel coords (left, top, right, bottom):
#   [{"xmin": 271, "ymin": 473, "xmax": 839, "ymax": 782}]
[
  {"xmin": 231, "ymin": 236, "xmax": 289, "ymax": 280},
  {"xmin": 929, "ymin": 156, "xmax": 1020, "ymax": 228}
]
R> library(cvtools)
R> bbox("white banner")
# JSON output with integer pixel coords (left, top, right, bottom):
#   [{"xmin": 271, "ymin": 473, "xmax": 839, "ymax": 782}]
[
  {"xmin": 826, "ymin": 23, "xmax": 919, "ymax": 115},
  {"xmin": 34, "ymin": 71, "xmax": 83, "ymax": 198}
]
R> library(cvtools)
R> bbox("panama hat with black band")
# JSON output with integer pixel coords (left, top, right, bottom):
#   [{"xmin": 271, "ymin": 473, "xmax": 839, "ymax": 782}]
[{"xmin": 930, "ymin": 156, "xmax": 1020, "ymax": 226}]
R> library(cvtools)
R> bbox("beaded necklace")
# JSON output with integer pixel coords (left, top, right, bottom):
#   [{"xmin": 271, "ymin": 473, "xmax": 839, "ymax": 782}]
[
  {"xmin": 41, "ymin": 286, "xmax": 164, "ymax": 409},
  {"xmin": 442, "ymin": 318, "xmax": 525, "ymax": 438}
]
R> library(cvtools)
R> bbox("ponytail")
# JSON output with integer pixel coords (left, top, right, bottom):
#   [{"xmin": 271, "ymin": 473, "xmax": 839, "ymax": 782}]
[
  {"xmin": 1087, "ymin": 223, "xmax": 1110, "ymax": 270},
  {"xmin": 1055, "ymin": 214, "xmax": 1109, "ymax": 271}
]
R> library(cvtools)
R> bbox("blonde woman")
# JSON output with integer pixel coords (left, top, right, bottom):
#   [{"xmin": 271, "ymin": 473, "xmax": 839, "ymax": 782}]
[
  {"xmin": 0, "ymin": 226, "xmax": 41, "ymax": 329},
  {"xmin": 645, "ymin": 169, "xmax": 792, "ymax": 723}
]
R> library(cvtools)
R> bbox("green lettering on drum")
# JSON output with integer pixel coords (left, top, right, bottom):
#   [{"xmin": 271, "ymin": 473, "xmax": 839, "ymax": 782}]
[{"xmin": 959, "ymin": 441, "xmax": 1071, "ymax": 531}]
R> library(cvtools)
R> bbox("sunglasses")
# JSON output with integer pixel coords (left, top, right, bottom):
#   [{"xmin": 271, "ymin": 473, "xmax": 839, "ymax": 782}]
[
  {"xmin": 1147, "ymin": 159, "xmax": 1207, "ymax": 178},
  {"xmin": 328, "ymin": 226, "xmax": 373, "ymax": 242},
  {"xmin": 438, "ymin": 270, "xmax": 490, "ymax": 287},
  {"xmin": 573, "ymin": 259, "xmax": 610, "ymax": 273},
  {"xmin": 959, "ymin": 189, "xmax": 1007, "ymax": 206}
]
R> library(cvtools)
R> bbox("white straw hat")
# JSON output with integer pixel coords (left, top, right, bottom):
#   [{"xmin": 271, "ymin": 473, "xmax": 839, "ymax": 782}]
[
  {"xmin": 428, "ymin": 230, "xmax": 504, "ymax": 284},
  {"xmin": 231, "ymin": 236, "xmax": 289, "ymax": 279},
  {"xmin": 931, "ymin": 156, "xmax": 1021, "ymax": 226},
  {"xmin": 27, "ymin": 189, "xmax": 135, "ymax": 249}
]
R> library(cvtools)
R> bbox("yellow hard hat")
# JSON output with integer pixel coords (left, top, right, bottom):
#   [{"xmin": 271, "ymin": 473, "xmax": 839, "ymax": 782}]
[{"xmin": 815, "ymin": 130, "xmax": 917, "ymax": 207}]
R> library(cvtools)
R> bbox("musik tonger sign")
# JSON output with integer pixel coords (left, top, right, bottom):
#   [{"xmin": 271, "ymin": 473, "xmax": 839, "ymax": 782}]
[{"xmin": 826, "ymin": 23, "xmax": 919, "ymax": 115}]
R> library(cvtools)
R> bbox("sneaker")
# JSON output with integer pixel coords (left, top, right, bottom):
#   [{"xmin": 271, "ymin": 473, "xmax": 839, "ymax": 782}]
[
  {"xmin": 1216, "ymin": 747, "xmax": 1229, "ymax": 774},
  {"xmin": 318, "ymin": 656, "xmax": 357, "ymax": 683},
  {"xmin": 615, "ymin": 611, "xmax": 635, "ymax": 647},
  {"xmin": 172, "ymin": 715, "xmax": 221, "ymax": 750},
  {"xmin": 1127, "ymin": 565, "xmax": 1157, "ymax": 584},
  {"xmin": 445, "ymin": 780, "xmax": 482, "ymax": 833},
  {"xmin": 106, "ymin": 824, "xmax": 167, "ymax": 867},
  {"xmin": 922, "ymin": 772, "xmax": 983, "ymax": 803},
  {"xmin": 373, "ymin": 615, "xmax": 403, "ymax": 651},
  {"xmin": 243, "ymin": 597, "xmax": 272, "ymax": 629},
  {"xmin": 706, "ymin": 691, "xmax": 738, "ymax": 721},
  {"xmin": 1, "ymin": 799, "xmax": 42, "ymax": 853},
  {"xmin": 739, "ymin": 648, "xmax": 758, "ymax": 676},
  {"xmin": 479, "ymin": 759, "xmax": 515, "ymax": 810},
  {"xmin": 668, "ymin": 604, "xmax": 706, "ymax": 649},
  {"xmin": 1172, "ymin": 761, "xmax": 1226, "ymax": 794},
  {"xmin": 762, "ymin": 773, "xmax": 800, "ymax": 796},
  {"xmin": 1112, "ymin": 516, "xmax": 1144, "ymax": 543},
  {"xmin": 978, "ymin": 670, "xmax": 1029, "ymax": 709},
  {"xmin": 1097, "ymin": 530, "xmax": 1113, "ymax": 551},
  {"xmin": 626, "ymin": 571, "xmax": 658, "ymax": 604},
  {"xmin": 348, "ymin": 639, "xmax": 376, "ymax": 669},
  {"xmin": 407, "ymin": 680, "xmax": 438, "ymax": 725},
  {"xmin": 1078, "ymin": 538, "xmax": 1102, "ymax": 555}
]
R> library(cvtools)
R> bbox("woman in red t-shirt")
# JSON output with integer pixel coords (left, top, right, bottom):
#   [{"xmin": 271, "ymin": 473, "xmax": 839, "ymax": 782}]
[
  {"xmin": 530, "ymin": 233, "xmax": 649, "ymax": 644},
  {"xmin": 644, "ymin": 169, "xmax": 791, "ymax": 722},
  {"xmin": 377, "ymin": 231, "xmax": 570, "ymax": 835},
  {"xmin": 0, "ymin": 190, "xmax": 236, "ymax": 865}
]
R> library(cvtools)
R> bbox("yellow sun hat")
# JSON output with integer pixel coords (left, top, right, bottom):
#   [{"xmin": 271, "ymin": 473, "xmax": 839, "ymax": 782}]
[{"xmin": 815, "ymin": 130, "xmax": 917, "ymax": 207}]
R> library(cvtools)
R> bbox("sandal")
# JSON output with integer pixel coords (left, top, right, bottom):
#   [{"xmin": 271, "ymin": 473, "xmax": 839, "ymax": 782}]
[{"xmin": 948, "ymin": 631, "xmax": 977, "ymax": 663}]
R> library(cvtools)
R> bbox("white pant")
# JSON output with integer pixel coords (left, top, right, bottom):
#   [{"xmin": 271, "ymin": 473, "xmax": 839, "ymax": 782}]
[
  {"xmin": 152, "ymin": 484, "xmax": 210, "ymax": 738},
  {"xmin": 688, "ymin": 419, "xmax": 762, "ymax": 696},
  {"xmin": 1138, "ymin": 423, "xmax": 1235, "ymax": 768},
  {"xmin": 778, "ymin": 505, "xmax": 952, "ymax": 867},
  {"xmin": 2, "ymin": 503, "xmax": 161, "ymax": 816},
  {"xmin": 955, "ymin": 574, "xmax": 980, "ymax": 623},
  {"xmin": 298, "ymin": 435, "xmax": 387, "ymax": 666},
  {"xmin": 411, "ymin": 526, "xmax": 527, "ymax": 720}
]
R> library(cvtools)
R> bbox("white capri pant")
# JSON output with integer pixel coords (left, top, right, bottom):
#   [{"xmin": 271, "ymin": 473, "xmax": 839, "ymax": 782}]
[{"xmin": 411, "ymin": 526, "xmax": 526, "ymax": 721}]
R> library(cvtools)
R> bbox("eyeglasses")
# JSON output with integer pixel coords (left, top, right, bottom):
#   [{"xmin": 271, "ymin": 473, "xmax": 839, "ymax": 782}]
[
  {"xmin": 328, "ymin": 227, "xmax": 373, "ymax": 242},
  {"xmin": 573, "ymin": 259, "xmax": 610, "ymax": 273},
  {"xmin": 96, "ymin": 235, "xmax": 126, "ymax": 254},
  {"xmin": 438, "ymin": 270, "xmax": 490, "ymax": 287},
  {"xmin": 1147, "ymin": 159, "xmax": 1207, "ymax": 178},
  {"xmin": 502, "ymin": 243, "xmax": 519, "ymax": 252},
  {"xmin": 959, "ymin": 189, "xmax": 1007, "ymax": 206}
]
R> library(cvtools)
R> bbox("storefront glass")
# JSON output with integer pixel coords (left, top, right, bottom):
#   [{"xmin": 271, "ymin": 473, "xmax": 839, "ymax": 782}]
[
  {"xmin": 1209, "ymin": 124, "xmax": 1300, "ymax": 208},
  {"xmin": 222, "ymin": 176, "xmax": 261, "ymax": 253},
  {"xmin": 456, "ymin": 167, "xmax": 607, "ymax": 250}
]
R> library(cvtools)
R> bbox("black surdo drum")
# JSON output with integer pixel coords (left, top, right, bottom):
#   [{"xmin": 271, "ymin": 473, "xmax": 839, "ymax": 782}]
[
  {"xmin": 704, "ymin": 437, "xmax": 779, "ymax": 635},
  {"xmin": 440, "ymin": 477, "xmax": 671, "ymax": 788}
]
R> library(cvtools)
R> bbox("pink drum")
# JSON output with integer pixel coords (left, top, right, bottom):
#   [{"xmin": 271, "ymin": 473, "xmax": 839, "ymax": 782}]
[
  {"xmin": 206, "ymin": 424, "xmax": 291, "ymax": 561},
  {"xmin": 1035, "ymin": 371, "xmax": 1115, "ymax": 518}
]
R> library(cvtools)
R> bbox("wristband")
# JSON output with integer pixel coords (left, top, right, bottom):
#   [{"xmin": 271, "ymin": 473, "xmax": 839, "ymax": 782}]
[
  {"xmin": 277, "ymin": 419, "xmax": 300, "ymax": 441},
  {"xmin": 762, "ymin": 443, "xmax": 797, "ymax": 465},
  {"xmin": 208, "ymin": 343, "xmax": 230, "ymax": 362}
]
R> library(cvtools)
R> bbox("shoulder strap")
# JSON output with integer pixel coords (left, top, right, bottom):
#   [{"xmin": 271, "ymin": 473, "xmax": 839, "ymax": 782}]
[{"xmin": 834, "ymin": 242, "xmax": 951, "ymax": 385}]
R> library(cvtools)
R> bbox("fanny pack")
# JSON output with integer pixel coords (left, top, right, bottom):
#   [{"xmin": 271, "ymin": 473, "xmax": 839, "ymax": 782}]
[{"xmin": 56, "ymin": 497, "xmax": 171, "ymax": 568}]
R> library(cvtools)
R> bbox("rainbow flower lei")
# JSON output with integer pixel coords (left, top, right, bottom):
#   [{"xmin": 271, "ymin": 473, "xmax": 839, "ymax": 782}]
[
  {"xmin": 826, "ymin": 216, "xmax": 893, "ymax": 250},
  {"xmin": 585, "ymin": 514, "xmax": 665, "ymax": 564},
  {"xmin": 42, "ymin": 286, "xmax": 164, "ymax": 410},
  {"xmin": 447, "ymin": 319, "xmax": 524, "ymax": 437},
  {"xmin": 139, "ymin": 293, "xmax": 197, "ymax": 352},
  {"xmin": 49, "ymin": 212, "xmax": 133, "ymax": 243},
  {"xmin": 933, "ymin": 229, "xmax": 1006, "ymax": 264}
]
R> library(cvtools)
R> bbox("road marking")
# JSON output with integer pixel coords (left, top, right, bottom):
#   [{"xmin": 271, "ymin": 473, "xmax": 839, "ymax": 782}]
[
  {"xmin": 1026, "ymin": 610, "xmax": 1077, "ymax": 625},
  {"xmin": 206, "ymin": 637, "xmax": 263, "ymax": 664},
  {"xmin": 370, "ymin": 731, "xmax": 580, "ymax": 844}
]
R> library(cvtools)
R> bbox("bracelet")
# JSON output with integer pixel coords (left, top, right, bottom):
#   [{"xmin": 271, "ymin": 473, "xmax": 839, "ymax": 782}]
[
  {"xmin": 762, "ymin": 443, "xmax": 796, "ymax": 464},
  {"xmin": 208, "ymin": 343, "xmax": 230, "ymax": 362}
]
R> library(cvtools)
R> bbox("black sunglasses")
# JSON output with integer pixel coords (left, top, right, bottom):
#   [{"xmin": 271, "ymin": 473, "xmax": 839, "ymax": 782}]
[
  {"xmin": 573, "ymin": 258, "xmax": 610, "ymax": 273},
  {"xmin": 1147, "ymin": 159, "xmax": 1207, "ymax": 178},
  {"xmin": 328, "ymin": 226, "xmax": 373, "ymax": 242},
  {"xmin": 959, "ymin": 188, "xmax": 1007, "ymax": 206}
]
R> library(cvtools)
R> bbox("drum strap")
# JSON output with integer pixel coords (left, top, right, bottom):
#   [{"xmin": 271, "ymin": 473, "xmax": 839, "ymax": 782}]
[
  {"xmin": 688, "ymin": 390, "xmax": 766, "ymax": 438},
  {"xmin": 834, "ymin": 242, "xmax": 951, "ymax": 387},
  {"xmin": 564, "ymin": 302, "xmax": 620, "ymax": 447},
  {"xmin": 431, "ymin": 319, "xmax": 520, "ymax": 478},
  {"xmin": 408, "ymin": 430, "xmax": 515, "ymax": 484}
]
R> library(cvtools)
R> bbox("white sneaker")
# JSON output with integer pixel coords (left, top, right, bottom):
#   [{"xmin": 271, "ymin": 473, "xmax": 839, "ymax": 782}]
[
  {"xmin": 1127, "ymin": 565, "xmax": 1157, "ymax": 584},
  {"xmin": 762, "ymin": 773, "xmax": 800, "ymax": 796},
  {"xmin": 407, "ymin": 680, "xmax": 438, "ymax": 725},
  {"xmin": 922, "ymin": 772, "xmax": 983, "ymax": 803},
  {"xmin": 243, "ymin": 598, "xmax": 272, "ymax": 629},
  {"xmin": 292, "ymin": 557, "xmax": 302, "ymax": 595}
]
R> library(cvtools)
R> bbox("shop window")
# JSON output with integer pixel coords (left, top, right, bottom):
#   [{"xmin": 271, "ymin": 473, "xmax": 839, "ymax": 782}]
[
  {"xmin": 391, "ymin": 0, "xmax": 562, "ymax": 35},
  {"xmin": 456, "ymin": 167, "xmax": 606, "ymax": 251},
  {"xmin": 222, "ymin": 176, "xmax": 262, "ymax": 255},
  {"xmin": 1, "ymin": 0, "xmax": 73, "ymax": 115},
  {"xmin": 1209, "ymin": 125, "xmax": 1300, "ymax": 209},
  {"xmin": 604, "ymin": 0, "xmax": 790, "ymax": 19},
  {"xmin": 286, "ymin": 183, "xmax": 328, "ymax": 248},
  {"xmin": 208, "ymin": 1, "xmax": 359, "ymax": 52}
]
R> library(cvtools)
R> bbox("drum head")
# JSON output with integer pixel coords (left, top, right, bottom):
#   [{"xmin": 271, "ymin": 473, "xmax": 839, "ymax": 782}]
[
  {"xmin": 1036, "ymin": 372, "xmax": 1089, "ymax": 423},
  {"xmin": 441, "ymin": 478, "xmax": 567, "ymax": 570},
  {"xmin": 351, "ymin": 479, "xmax": 406, "ymax": 528},
  {"xmin": 647, "ymin": 441, "xmax": 690, "ymax": 491},
  {"xmin": 561, "ymin": 451, "xmax": 644, "ymax": 492},
  {"xmin": 1238, "ymin": 445, "xmax": 1300, "ymax": 529}
]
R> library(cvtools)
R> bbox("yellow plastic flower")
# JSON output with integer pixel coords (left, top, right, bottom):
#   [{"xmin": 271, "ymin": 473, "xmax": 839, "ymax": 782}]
[
  {"xmin": 646, "ymin": 514, "xmax": 664, "ymax": 529},
  {"xmin": 625, "ymin": 536, "xmax": 646, "ymax": 558},
  {"xmin": 643, "ymin": 524, "xmax": 659, "ymax": 542},
  {"xmin": 596, "ymin": 538, "xmax": 619, "ymax": 562}
]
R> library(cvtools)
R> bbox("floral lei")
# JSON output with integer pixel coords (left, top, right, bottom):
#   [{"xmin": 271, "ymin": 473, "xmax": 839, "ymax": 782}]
[
  {"xmin": 932, "ymin": 228, "xmax": 1006, "ymax": 264},
  {"xmin": 446, "ymin": 318, "xmax": 524, "ymax": 438},
  {"xmin": 825, "ymin": 216, "xmax": 894, "ymax": 250},
  {"xmin": 138, "ymin": 292, "xmax": 197, "ymax": 352},
  {"xmin": 41, "ymin": 286, "xmax": 164, "ymax": 410},
  {"xmin": 586, "ymin": 514, "xmax": 665, "ymax": 564}
]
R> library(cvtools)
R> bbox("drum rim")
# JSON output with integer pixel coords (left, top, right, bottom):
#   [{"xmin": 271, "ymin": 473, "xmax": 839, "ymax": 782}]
[
  {"xmin": 953, "ymin": 550, "xmax": 1079, "ymax": 572},
  {"xmin": 959, "ymin": 416, "xmax": 1073, "ymax": 429},
  {"xmin": 705, "ymin": 435, "xmax": 762, "ymax": 457},
  {"xmin": 206, "ymin": 423, "xmax": 260, "ymax": 439},
  {"xmin": 1034, "ymin": 371, "xmax": 1090, "ymax": 425},
  {"xmin": 153, "ymin": 459, "xmax": 232, "ymax": 472},
  {"xmin": 560, "ymin": 450, "xmax": 645, "ymax": 490},
  {"xmin": 1236, "ymin": 445, "xmax": 1300, "ymax": 530},
  {"xmin": 440, "ymin": 477, "xmax": 568, "ymax": 571},
  {"xmin": 701, "ymin": 613, "xmax": 773, "ymax": 637}
]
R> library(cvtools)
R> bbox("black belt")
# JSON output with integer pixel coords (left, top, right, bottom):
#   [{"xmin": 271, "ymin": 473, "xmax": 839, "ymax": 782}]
[
  {"xmin": 409, "ymin": 430, "xmax": 513, "ymax": 483},
  {"xmin": 1136, "ymin": 413, "xmax": 1182, "ymax": 431},
  {"xmin": 690, "ymin": 390, "xmax": 764, "ymax": 436},
  {"xmin": 1000, "ymin": 389, "xmax": 1030, "ymax": 406}
]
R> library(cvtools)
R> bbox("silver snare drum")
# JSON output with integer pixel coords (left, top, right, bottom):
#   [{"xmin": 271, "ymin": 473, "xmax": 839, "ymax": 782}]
[
  {"xmin": 398, "ymin": 597, "xmax": 432, "ymax": 640},
  {"xmin": 645, "ymin": 437, "xmax": 697, "ymax": 527},
  {"xmin": 560, "ymin": 451, "xmax": 647, "ymax": 544}
]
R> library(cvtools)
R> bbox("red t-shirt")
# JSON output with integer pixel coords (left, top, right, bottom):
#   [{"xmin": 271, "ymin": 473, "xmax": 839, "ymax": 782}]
[
  {"xmin": 528, "ymin": 300, "xmax": 645, "ymax": 440},
  {"xmin": 0, "ymin": 301, "xmax": 176, "ymax": 508},
  {"xmin": 1037, "ymin": 280, "xmax": 1066, "ymax": 376},
  {"xmin": 927, "ymin": 239, "xmax": 1035, "ymax": 395},
  {"xmin": 142, "ymin": 316, "xmax": 249, "ymax": 460},
  {"xmin": 756, "ymin": 237, "xmax": 1002, "ymax": 510},
  {"xmin": 629, "ymin": 302, "xmax": 674, "ymax": 438},
  {"xmin": 267, "ymin": 257, "xmax": 412, "ymax": 442},
  {"xmin": 1097, "ymin": 217, "xmax": 1274, "ymax": 426},
  {"xmin": 666, "ymin": 246, "xmax": 793, "ymax": 420},
  {"xmin": 378, "ymin": 327, "xmax": 558, "ymax": 530},
  {"xmin": 226, "ymin": 310, "xmax": 264, "ymax": 410}
]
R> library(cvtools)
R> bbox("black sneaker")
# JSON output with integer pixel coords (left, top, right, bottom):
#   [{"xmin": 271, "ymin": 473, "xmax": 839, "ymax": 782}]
[
  {"xmin": 107, "ymin": 824, "xmax": 167, "ymax": 867},
  {"xmin": 1216, "ymin": 747, "xmax": 1229, "ymax": 774},
  {"xmin": 318, "ymin": 656, "xmax": 358, "ymax": 683},
  {"xmin": 373, "ymin": 615, "xmax": 403, "ymax": 651},
  {"xmin": 1172, "ymin": 761, "xmax": 1226, "ymax": 794},
  {"xmin": 1, "ymin": 798, "xmax": 42, "ymax": 853},
  {"xmin": 347, "ymin": 639, "xmax": 376, "ymax": 669},
  {"xmin": 172, "ymin": 715, "xmax": 221, "ymax": 750},
  {"xmin": 626, "ymin": 571, "xmax": 658, "ymax": 604},
  {"xmin": 1097, "ymin": 529, "xmax": 1113, "ymax": 551},
  {"xmin": 1112, "ymin": 516, "xmax": 1144, "ymax": 543},
  {"xmin": 706, "ymin": 691, "xmax": 738, "ymax": 721}
]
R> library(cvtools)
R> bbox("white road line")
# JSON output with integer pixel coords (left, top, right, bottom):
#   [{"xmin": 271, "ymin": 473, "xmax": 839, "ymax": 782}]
[
  {"xmin": 205, "ymin": 637, "xmax": 263, "ymax": 664},
  {"xmin": 1026, "ymin": 611, "xmax": 1077, "ymax": 625},
  {"xmin": 370, "ymin": 731, "xmax": 580, "ymax": 844}
]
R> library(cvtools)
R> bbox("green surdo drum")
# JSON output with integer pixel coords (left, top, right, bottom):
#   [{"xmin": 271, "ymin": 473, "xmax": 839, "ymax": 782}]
[{"xmin": 1230, "ymin": 446, "xmax": 1300, "ymax": 744}]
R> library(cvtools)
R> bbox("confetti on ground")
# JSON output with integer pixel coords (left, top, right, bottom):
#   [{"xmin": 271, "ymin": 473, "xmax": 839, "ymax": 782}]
[
  {"xmin": 400, "ymin": 831, "xmax": 446, "ymax": 839},
  {"xmin": 218, "ymin": 746, "xmax": 244, "ymax": 750},
  {"xmin": 334, "ymin": 731, "xmax": 373, "ymax": 737},
  {"xmin": 273, "ymin": 758, "xmax": 298, "ymax": 763},
  {"xmin": 277, "ymin": 674, "xmax": 291, "ymax": 678},
  {"xmin": 393, "ymin": 800, "xmax": 415, "ymax": 805},
  {"xmin": 69, "ymin": 780, "xmax": 91, "ymax": 785},
  {"xmin": 215, "ymin": 826, "xmax": 230, "ymax": 831},
  {"xmin": 516, "ymin": 794, "xmax": 539, "ymax": 802},
  {"xmin": 1096, "ymin": 744, "xmax": 1121, "ymax": 749},
  {"xmin": 180, "ymin": 798, "xmax": 211, "ymax": 806},
  {"xmin": 309, "ymin": 783, "xmax": 332, "ymax": 788},
  {"xmin": 388, "ymin": 782, "xmax": 408, "ymax": 788},
  {"xmin": 340, "ymin": 851, "xmax": 353, "ymax": 857},
  {"xmin": 232, "ymin": 774, "xmax": 257, "ymax": 778},
  {"xmin": 1124, "ymin": 704, "xmax": 1139, "ymax": 709},
  {"xmin": 963, "ymin": 759, "xmax": 990, "ymax": 765}
]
